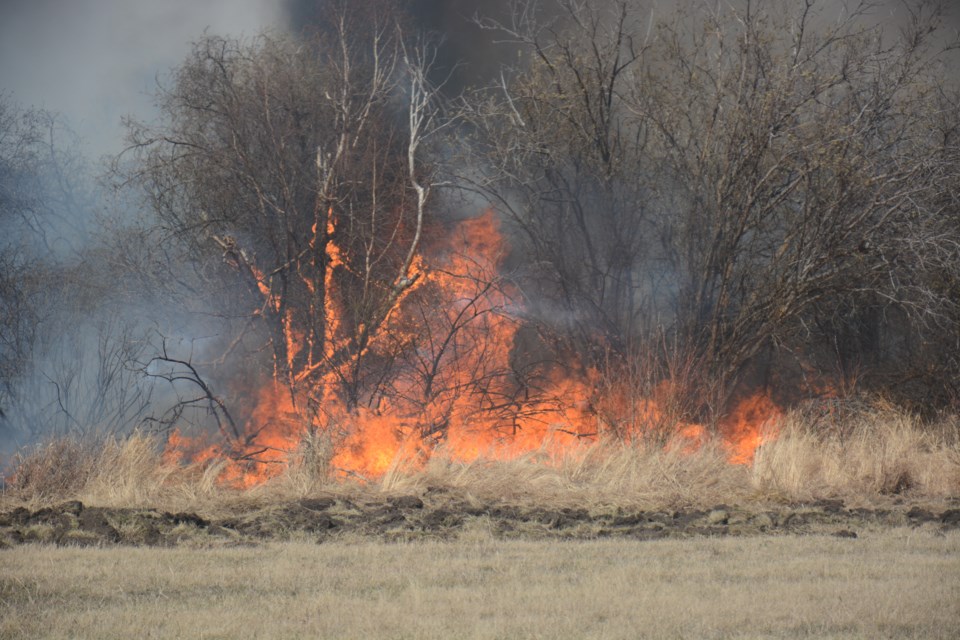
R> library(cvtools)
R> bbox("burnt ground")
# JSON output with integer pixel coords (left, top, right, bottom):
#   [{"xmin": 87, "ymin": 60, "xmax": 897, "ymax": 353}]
[{"xmin": 2, "ymin": 493, "xmax": 959, "ymax": 548}]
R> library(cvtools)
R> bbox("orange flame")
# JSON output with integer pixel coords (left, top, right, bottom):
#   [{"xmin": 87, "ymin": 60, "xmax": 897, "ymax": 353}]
[
  {"xmin": 721, "ymin": 393, "xmax": 782, "ymax": 464},
  {"xmin": 164, "ymin": 209, "xmax": 783, "ymax": 484}
]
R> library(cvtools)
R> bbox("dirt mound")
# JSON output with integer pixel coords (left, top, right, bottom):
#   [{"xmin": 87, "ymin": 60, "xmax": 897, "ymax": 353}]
[{"xmin": 2, "ymin": 496, "xmax": 958, "ymax": 548}]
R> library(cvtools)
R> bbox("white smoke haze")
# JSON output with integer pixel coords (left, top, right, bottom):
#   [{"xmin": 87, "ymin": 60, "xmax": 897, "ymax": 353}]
[
  {"xmin": 0, "ymin": 0, "xmax": 283, "ymax": 158},
  {"xmin": 0, "ymin": 1, "xmax": 285, "ymax": 459}
]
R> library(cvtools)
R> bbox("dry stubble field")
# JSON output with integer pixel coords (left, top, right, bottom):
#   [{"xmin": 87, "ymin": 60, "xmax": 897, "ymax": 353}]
[{"xmin": 2, "ymin": 527, "xmax": 959, "ymax": 639}]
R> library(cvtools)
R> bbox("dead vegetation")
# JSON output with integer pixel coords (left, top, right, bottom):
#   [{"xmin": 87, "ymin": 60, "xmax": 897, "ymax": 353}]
[
  {"xmin": 2, "ymin": 530, "xmax": 958, "ymax": 639},
  {"xmin": 753, "ymin": 401, "xmax": 960, "ymax": 500},
  {"xmin": 0, "ymin": 402, "xmax": 960, "ymax": 516}
]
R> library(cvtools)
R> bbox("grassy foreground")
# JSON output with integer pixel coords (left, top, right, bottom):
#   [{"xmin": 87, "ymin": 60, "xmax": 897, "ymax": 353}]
[{"xmin": 2, "ymin": 528, "xmax": 958, "ymax": 639}]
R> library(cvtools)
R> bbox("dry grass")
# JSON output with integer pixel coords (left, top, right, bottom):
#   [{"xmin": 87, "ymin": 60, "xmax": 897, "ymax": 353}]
[
  {"xmin": 753, "ymin": 402, "xmax": 960, "ymax": 501},
  {"xmin": 1, "ymin": 528, "xmax": 957, "ymax": 639},
  {"xmin": 3, "ymin": 402, "xmax": 959, "ymax": 513},
  {"xmin": 5, "ymin": 432, "xmax": 229, "ymax": 513},
  {"xmin": 384, "ymin": 437, "xmax": 749, "ymax": 509}
]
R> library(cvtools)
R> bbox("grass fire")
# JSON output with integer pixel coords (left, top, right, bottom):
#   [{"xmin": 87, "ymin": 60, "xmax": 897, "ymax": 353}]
[
  {"xmin": 157, "ymin": 208, "xmax": 785, "ymax": 488},
  {"xmin": 2, "ymin": 1, "xmax": 960, "ymax": 637}
]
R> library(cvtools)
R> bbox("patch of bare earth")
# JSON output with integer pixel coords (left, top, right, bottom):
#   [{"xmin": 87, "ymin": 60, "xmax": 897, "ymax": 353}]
[{"xmin": 2, "ymin": 492, "xmax": 958, "ymax": 547}]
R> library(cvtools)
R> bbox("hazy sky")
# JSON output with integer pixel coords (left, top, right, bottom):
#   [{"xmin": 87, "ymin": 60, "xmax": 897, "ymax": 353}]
[{"xmin": 0, "ymin": 0, "xmax": 284, "ymax": 158}]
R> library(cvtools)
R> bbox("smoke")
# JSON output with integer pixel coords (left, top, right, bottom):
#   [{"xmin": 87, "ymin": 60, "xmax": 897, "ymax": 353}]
[
  {"xmin": 0, "ymin": 0, "xmax": 956, "ymax": 466},
  {"xmin": 0, "ymin": 0, "xmax": 284, "ymax": 159},
  {"xmin": 285, "ymin": 0, "xmax": 521, "ymax": 91},
  {"xmin": 4, "ymin": 0, "xmax": 948, "ymax": 159},
  {"xmin": 284, "ymin": 0, "xmax": 959, "ymax": 90},
  {"xmin": 0, "ymin": 1, "xmax": 285, "ymax": 459},
  {"xmin": 1, "ymin": 0, "xmax": 954, "ymax": 176}
]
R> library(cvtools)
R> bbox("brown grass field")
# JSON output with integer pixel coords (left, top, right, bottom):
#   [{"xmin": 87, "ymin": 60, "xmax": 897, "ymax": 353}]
[
  {"xmin": 2, "ymin": 529, "xmax": 958, "ymax": 639},
  {"xmin": 1, "ymin": 402, "xmax": 959, "ymax": 638}
]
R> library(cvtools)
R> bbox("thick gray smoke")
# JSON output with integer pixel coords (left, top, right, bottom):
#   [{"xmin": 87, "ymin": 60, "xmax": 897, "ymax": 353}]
[
  {"xmin": 285, "ymin": 0, "xmax": 959, "ymax": 90},
  {"xmin": 3, "ymin": 0, "xmax": 953, "ymax": 167},
  {"xmin": 285, "ymin": 0, "xmax": 521, "ymax": 91}
]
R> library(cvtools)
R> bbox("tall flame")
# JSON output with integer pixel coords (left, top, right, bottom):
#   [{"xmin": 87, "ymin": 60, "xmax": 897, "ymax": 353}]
[{"xmin": 164, "ymin": 210, "xmax": 782, "ymax": 485}]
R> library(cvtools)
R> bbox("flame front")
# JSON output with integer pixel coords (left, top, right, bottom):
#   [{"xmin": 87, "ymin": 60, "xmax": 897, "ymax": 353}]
[{"xmin": 164, "ymin": 210, "xmax": 782, "ymax": 485}]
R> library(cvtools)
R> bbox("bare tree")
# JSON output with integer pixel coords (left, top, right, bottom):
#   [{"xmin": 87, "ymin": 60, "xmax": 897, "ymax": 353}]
[
  {"xmin": 0, "ymin": 97, "xmax": 75, "ymax": 418},
  {"xmin": 0, "ymin": 95, "xmax": 154, "ymax": 445},
  {"xmin": 462, "ymin": 0, "xmax": 960, "ymax": 418},
  {"xmin": 0, "ymin": 98, "xmax": 46, "ymax": 411},
  {"xmin": 121, "ymin": 2, "xmax": 451, "ymax": 435}
]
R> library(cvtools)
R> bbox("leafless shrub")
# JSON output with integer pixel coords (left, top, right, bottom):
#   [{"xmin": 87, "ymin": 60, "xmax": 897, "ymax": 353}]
[{"xmin": 461, "ymin": 0, "xmax": 960, "ymax": 414}]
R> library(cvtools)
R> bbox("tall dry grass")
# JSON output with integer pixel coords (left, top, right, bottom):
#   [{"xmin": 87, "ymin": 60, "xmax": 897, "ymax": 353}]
[
  {"xmin": 752, "ymin": 401, "xmax": 960, "ymax": 501},
  {"xmin": 2, "ymin": 400, "xmax": 959, "ymax": 512},
  {"xmin": 383, "ymin": 437, "xmax": 749, "ymax": 509},
  {"xmin": 4, "ymin": 431, "xmax": 228, "ymax": 511}
]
